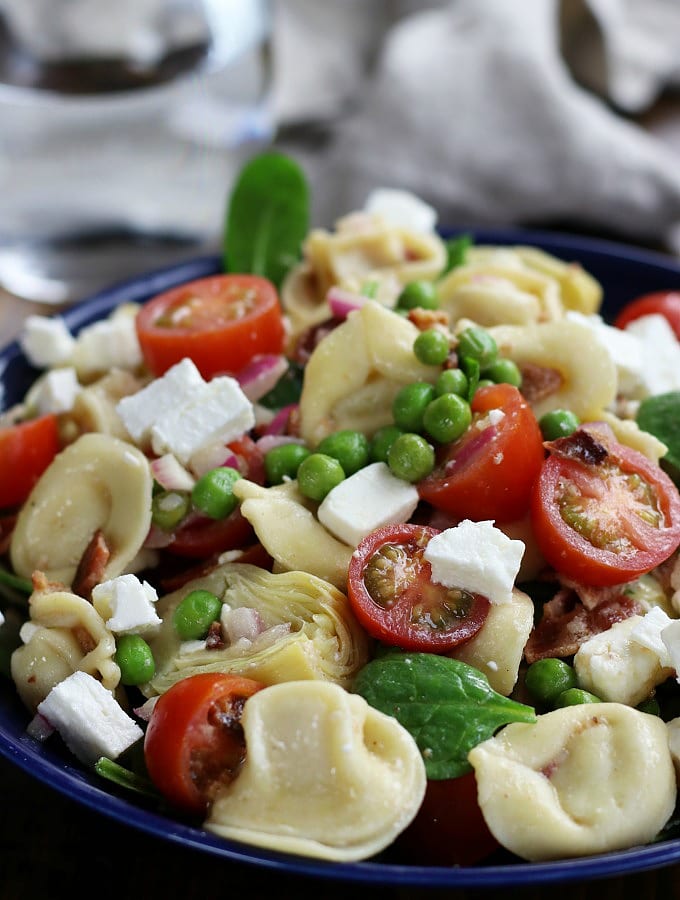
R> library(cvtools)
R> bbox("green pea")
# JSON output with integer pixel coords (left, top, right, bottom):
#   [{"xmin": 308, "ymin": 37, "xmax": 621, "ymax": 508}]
[
  {"xmin": 637, "ymin": 697, "xmax": 661, "ymax": 716},
  {"xmin": 553, "ymin": 687, "xmax": 602, "ymax": 708},
  {"xmin": 423, "ymin": 393, "xmax": 472, "ymax": 444},
  {"xmin": 524, "ymin": 658, "xmax": 578, "ymax": 706},
  {"xmin": 173, "ymin": 589, "xmax": 223, "ymax": 640},
  {"xmin": 539, "ymin": 409, "xmax": 581, "ymax": 441},
  {"xmin": 456, "ymin": 326, "xmax": 498, "ymax": 369},
  {"xmin": 413, "ymin": 329, "xmax": 450, "ymax": 366},
  {"xmin": 191, "ymin": 466, "xmax": 241, "ymax": 519},
  {"xmin": 434, "ymin": 368, "xmax": 468, "ymax": 398},
  {"xmin": 482, "ymin": 357, "xmax": 522, "ymax": 388},
  {"xmin": 370, "ymin": 425, "xmax": 405, "ymax": 463},
  {"xmin": 297, "ymin": 453, "xmax": 345, "ymax": 501},
  {"xmin": 317, "ymin": 429, "xmax": 370, "ymax": 476},
  {"xmin": 392, "ymin": 381, "xmax": 436, "ymax": 432},
  {"xmin": 475, "ymin": 379, "xmax": 495, "ymax": 391},
  {"xmin": 115, "ymin": 634, "xmax": 155, "ymax": 686},
  {"xmin": 387, "ymin": 433, "xmax": 435, "ymax": 482},
  {"xmin": 264, "ymin": 443, "xmax": 311, "ymax": 485},
  {"xmin": 151, "ymin": 490, "xmax": 190, "ymax": 531},
  {"xmin": 396, "ymin": 280, "xmax": 439, "ymax": 311}
]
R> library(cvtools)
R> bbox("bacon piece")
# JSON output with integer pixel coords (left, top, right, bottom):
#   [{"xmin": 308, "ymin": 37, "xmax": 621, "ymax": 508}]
[
  {"xmin": 205, "ymin": 620, "xmax": 225, "ymax": 650},
  {"xmin": 519, "ymin": 363, "xmax": 563, "ymax": 405},
  {"xmin": 555, "ymin": 574, "xmax": 626, "ymax": 611},
  {"xmin": 31, "ymin": 570, "xmax": 67, "ymax": 594},
  {"xmin": 72, "ymin": 529, "xmax": 111, "ymax": 601},
  {"xmin": 408, "ymin": 308, "xmax": 450, "ymax": 331},
  {"xmin": 524, "ymin": 588, "xmax": 641, "ymax": 663}
]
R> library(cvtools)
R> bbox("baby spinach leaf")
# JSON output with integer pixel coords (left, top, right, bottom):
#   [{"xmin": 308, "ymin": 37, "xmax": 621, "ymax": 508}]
[
  {"xmin": 636, "ymin": 392, "xmax": 680, "ymax": 485},
  {"xmin": 258, "ymin": 360, "xmax": 304, "ymax": 410},
  {"xmin": 441, "ymin": 233, "xmax": 473, "ymax": 277},
  {"xmin": 353, "ymin": 652, "xmax": 536, "ymax": 780},
  {"xmin": 0, "ymin": 566, "xmax": 32, "ymax": 596},
  {"xmin": 223, "ymin": 151, "xmax": 309, "ymax": 288}
]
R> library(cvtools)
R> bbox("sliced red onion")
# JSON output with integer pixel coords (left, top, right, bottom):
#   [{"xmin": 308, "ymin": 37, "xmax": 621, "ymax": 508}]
[
  {"xmin": 251, "ymin": 622, "xmax": 291, "ymax": 652},
  {"xmin": 189, "ymin": 442, "xmax": 240, "ymax": 479},
  {"xmin": 236, "ymin": 354, "xmax": 288, "ymax": 402},
  {"xmin": 327, "ymin": 286, "xmax": 370, "ymax": 320},
  {"xmin": 143, "ymin": 524, "xmax": 175, "ymax": 549},
  {"xmin": 150, "ymin": 453, "xmax": 196, "ymax": 491},
  {"xmin": 26, "ymin": 713, "xmax": 55, "ymax": 742},
  {"xmin": 221, "ymin": 606, "xmax": 265, "ymax": 645},
  {"xmin": 255, "ymin": 434, "xmax": 306, "ymax": 456},
  {"xmin": 444, "ymin": 426, "xmax": 497, "ymax": 476},
  {"xmin": 262, "ymin": 403, "xmax": 298, "ymax": 437},
  {"xmin": 133, "ymin": 696, "xmax": 159, "ymax": 722}
]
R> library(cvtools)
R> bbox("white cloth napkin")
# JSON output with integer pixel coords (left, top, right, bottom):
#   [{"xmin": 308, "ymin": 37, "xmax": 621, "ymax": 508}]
[{"xmin": 272, "ymin": 0, "xmax": 680, "ymax": 254}]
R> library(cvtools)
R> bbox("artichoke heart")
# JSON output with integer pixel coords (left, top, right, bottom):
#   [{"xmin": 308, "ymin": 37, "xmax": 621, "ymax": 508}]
[{"xmin": 145, "ymin": 563, "xmax": 369, "ymax": 696}]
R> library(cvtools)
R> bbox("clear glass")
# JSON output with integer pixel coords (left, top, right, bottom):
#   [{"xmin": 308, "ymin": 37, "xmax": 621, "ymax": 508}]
[{"xmin": 0, "ymin": 0, "xmax": 273, "ymax": 303}]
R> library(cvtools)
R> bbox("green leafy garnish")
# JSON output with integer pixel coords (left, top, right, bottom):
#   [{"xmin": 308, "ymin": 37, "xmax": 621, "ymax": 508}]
[
  {"xmin": 441, "ymin": 233, "xmax": 473, "ymax": 276},
  {"xmin": 636, "ymin": 392, "xmax": 680, "ymax": 485},
  {"xmin": 223, "ymin": 151, "xmax": 310, "ymax": 288},
  {"xmin": 0, "ymin": 566, "xmax": 32, "ymax": 596},
  {"xmin": 94, "ymin": 757, "xmax": 158, "ymax": 800},
  {"xmin": 353, "ymin": 652, "xmax": 536, "ymax": 780},
  {"xmin": 460, "ymin": 356, "xmax": 480, "ymax": 402},
  {"xmin": 258, "ymin": 360, "xmax": 305, "ymax": 410}
]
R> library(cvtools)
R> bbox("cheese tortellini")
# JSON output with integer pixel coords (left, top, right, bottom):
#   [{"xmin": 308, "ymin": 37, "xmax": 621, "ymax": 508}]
[
  {"xmin": 207, "ymin": 680, "xmax": 426, "ymax": 861},
  {"xmin": 146, "ymin": 563, "xmax": 369, "ymax": 696},
  {"xmin": 469, "ymin": 703, "xmax": 676, "ymax": 861}
]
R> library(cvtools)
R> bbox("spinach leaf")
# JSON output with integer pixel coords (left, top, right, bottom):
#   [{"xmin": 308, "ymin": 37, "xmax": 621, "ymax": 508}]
[
  {"xmin": 258, "ymin": 360, "xmax": 305, "ymax": 410},
  {"xmin": 223, "ymin": 152, "xmax": 310, "ymax": 288},
  {"xmin": 441, "ymin": 233, "xmax": 473, "ymax": 277},
  {"xmin": 460, "ymin": 355, "xmax": 480, "ymax": 402},
  {"xmin": 0, "ymin": 566, "xmax": 32, "ymax": 597},
  {"xmin": 636, "ymin": 391, "xmax": 680, "ymax": 484},
  {"xmin": 353, "ymin": 652, "xmax": 535, "ymax": 780},
  {"xmin": 95, "ymin": 756, "xmax": 159, "ymax": 800}
]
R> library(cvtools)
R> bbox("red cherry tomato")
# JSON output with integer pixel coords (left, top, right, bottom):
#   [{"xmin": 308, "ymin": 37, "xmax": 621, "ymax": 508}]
[
  {"xmin": 347, "ymin": 523, "xmax": 489, "ymax": 652},
  {"xmin": 0, "ymin": 415, "xmax": 60, "ymax": 510},
  {"xmin": 418, "ymin": 383, "xmax": 544, "ymax": 523},
  {"xmin": 531, "ymin": 427, "xmax": 680, "ymax": 586},
  {"xmin": 144, "ymin": 673, "xmax": 265, "ymax": 815},
  {"xmin": 614, "ymin": 291, "xmax": 680, "ymax": 340},
  {"xmin": 397, "ymin": 772, "xmax": 499, "ymax": 866},
  {"xmin": 136, "ymin": 274, "xmax": 286, "ymax": 379}
]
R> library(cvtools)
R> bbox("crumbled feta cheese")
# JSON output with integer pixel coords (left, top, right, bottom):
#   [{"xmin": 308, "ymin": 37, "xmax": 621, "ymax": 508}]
[
  {"xmin": 37, "ymin": 671, "xmax": 143, "ymax": 764},
  {"xmin": 91, "ymin": 574, "xmax": 161, "ymax": 635},
  {"xmin": 19, "ymin": 621, "xmax": 40, "ymax": 644},
  {"xmin": 317, "ymin": 462, "xmax": 420, "ymax": 547},
  {"xmin": 566, "ymin": 310, "xmax": 645, "ymax": 397},
  {"xmin": 363, "ymin": 188, "xmax": 437, "ymax": 233},
  {"xmin": 624, "ymin": 314, "xmax": 680, "ymax": 396},
  {"xmin": 487, "ymin": 409, "xmax": 505, "ymax": 426},
  {"xmin": 31, "ymin": 367, "xmax": 81, "ymax": 415},
  {"xmin": 423, "ymin": 519, "xmax": 524, "ymax": 604},
  {"xmin": 661, "ymin": 618, "xmax": 680, "ymax": 681},
  {"xmin": 116, "ymin": 357, "xmax": 204, "ymax": 443},
  {"xmin": 20, "ymin": 315, "xmax": 75, "ymax": 368},
  {"xmin": 72, "ymin": 311, "xmax": 142, "ymax": 377},
  {"xmin": 631, "ymin": 606, "xmax": 674, "ymax": 668}
]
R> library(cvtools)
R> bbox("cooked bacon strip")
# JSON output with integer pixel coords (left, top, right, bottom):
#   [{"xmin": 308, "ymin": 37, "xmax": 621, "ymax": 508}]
[
  {"xmin": 408, "ymin": 308, "xmax": 450, "ymax": 331},
  {"xmin": 72, "ymin": 529, "xmax": 111, "ymax": 601},
  {"xmin": 524, "ymin": 588, "xmax": 641, "ymax": 663},
  {"xmin": 519, "ymin": 363, "xmax": 563, "ymax": 405},
  {"xmin": 555, "ymin": 574, "xmax": 627, "ymax": 611},
  {"xmin": 205, "ymin": 620, "xmax": 225, "ymax": 650}
]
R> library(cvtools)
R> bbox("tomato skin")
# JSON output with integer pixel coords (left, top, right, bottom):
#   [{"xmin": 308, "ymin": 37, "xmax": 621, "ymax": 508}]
[
  {"xmin": 614, "ymin": 291, "xmax": 680, "ymax": 340},
  {"xmin": 531, "ymin": 431, "xmax": 680, "ymax": 586},
  {"xmin": 136, "ymin": 274, "xmax": 286, "ymax": 379},
  {"xmin": 397, "ymin": 772, "xmax": 499, "ymax": 866},
  {"xmin": 418, "ymin": 383, "xmax": 544, "ymax": 523},
  {"xmin": 144, "ymin": 673, "xmax": 265, "ymax": 815},
  {"xmin": 348, "ymin": 523, "xmax": 489, "ymax": 652},
  {"xmin": 0, "ymin": 415, "xmax": 60, "ymax": 509}
]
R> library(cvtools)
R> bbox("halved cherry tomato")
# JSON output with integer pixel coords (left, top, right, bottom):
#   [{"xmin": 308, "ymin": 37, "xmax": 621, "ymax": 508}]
[
  {"xmin": 418, "ymin": 383, "xmax": 544, "ymax": 523},
  {"xmin": 144, "ymin": 672, "xmax": 265, "ymax": 815},
  {"xmin": 136, "ymin": 274, "xmax": 286, "ymax": 378},
  {"xmin": 614, "ymin": 291, "xmax": 680, "ymax": 340},
  {"xmin": 347, "ymin": 524, "xmax": 489, "ymax": 652},
  {"xmin": 531, "ymin": 427, "xmax": 680, "ymax": 586},
  {"xmin": 396, "ymin": 772, "xmax": 499, "ymax": 866},
  {"xmin": 0, "ymin": 414, "xmax": 60, "ymax": 510}
]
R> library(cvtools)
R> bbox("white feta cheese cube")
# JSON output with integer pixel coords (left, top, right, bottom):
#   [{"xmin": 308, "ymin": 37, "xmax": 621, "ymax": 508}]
[
  {"xmin": 20, "ymin": 315, "xmax": 75, "ymax": 368},
  {"xmin": 364, "ymin": 188, "xmax": 437, "ymax": 233},
  {"xmin": 151, "ymin": 375, "xmax": 254, "ymax": 466},
  {"xmin": 631, "ymin": 606, "xmax": 674, "ymax": 668},
  {"xmin": 624, "ymin": 314, "xmax": 680, "ymax": 396},
  {"xmin": 566, "ymin": 311, "xmax": 645, "ymax": 397},
  {"xmin": 574, "ymin": 615, "xmax": 672, "ymax": 706},
  {"xmin": 31, "ymin": 367, "xmax": 81, "ymax": 415},
  {"xmin": 423, "ymin": 519, "xmax": 524, "ymax": 605},
  {"xmin": 37, "ymin": 670, "xmax": 143, "ymax": 764},
  {"xmin": 317, "ymin": 462, "xmax": 420, "ymax": 547},
  {"xmin": 91, "ymin": 574, "xmax": 161, "ymax": 635},
  {"xmin": 116, "ymin": 357, "xmax": 205, "ymax": 444},
  {"xmin": 661, "ymin": 618, "xmax": 680, "ymax": 680},
  {"xmin": 72, "ymin": 312, "xmax": 143, "ymax": 377}
]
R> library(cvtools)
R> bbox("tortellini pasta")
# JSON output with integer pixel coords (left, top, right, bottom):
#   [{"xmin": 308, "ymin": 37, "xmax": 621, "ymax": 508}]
[
  {"xmin": 469, "ymin": 704, "xmax": 676, "ymax": 861},
  {"xmin": 281, "ymin": 213, "xmax": 447, "ymax": 338},
  {"xmin": 145, "ymin": 563, "xmax": 369, "ymax": 696},
  {"xmin": 10, "ymin": 432, "xmax": 153, "ymax": 587},
  {"xmin": 11, "ymin": 585, "xmax": 119, "ymax": 711},
  {"xmin": 66, "ymin": 368, "xmax": 145, "ymax": 441},
  {"xmin": 206, "ymin": 680, "xmax": 426, "ymax": 861},
  {"xmin": 298, "ymin": 300, "xmax": 438, "ymax": 446}
]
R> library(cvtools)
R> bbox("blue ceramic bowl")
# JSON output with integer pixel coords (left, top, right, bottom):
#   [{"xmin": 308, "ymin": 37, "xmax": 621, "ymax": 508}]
[{"xmin": 2, "ymin": 228, "xmax": 680, "ymax": 888}]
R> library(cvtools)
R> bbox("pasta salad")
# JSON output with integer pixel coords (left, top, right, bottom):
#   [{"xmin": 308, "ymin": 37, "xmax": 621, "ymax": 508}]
[{"xmin": 3, "ymin": 153, "xmax": 680, "ymax": 867}]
